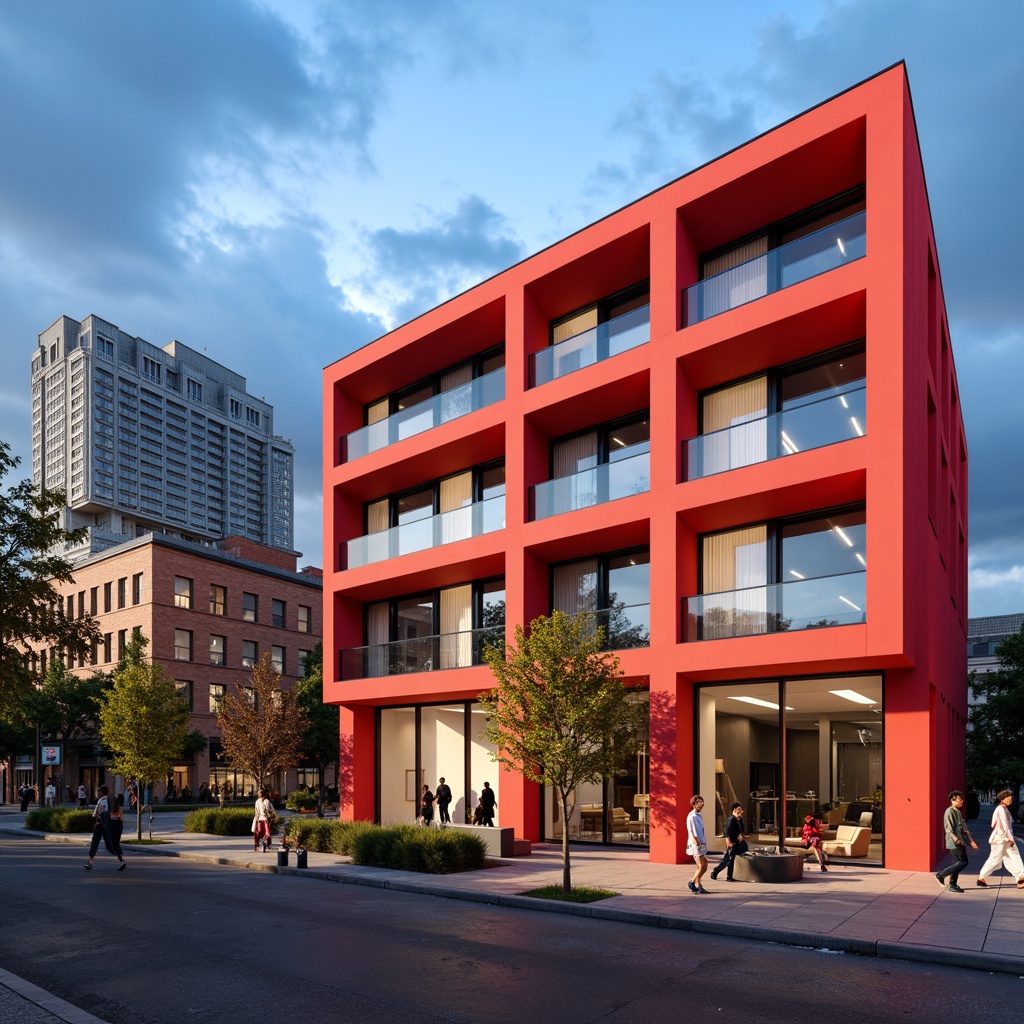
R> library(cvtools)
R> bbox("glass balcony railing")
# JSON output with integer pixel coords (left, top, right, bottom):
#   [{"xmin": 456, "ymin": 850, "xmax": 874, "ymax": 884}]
[
  {"xmin": 532, "ymin": 447, "xmax": 649, "ymax": 519},
  {"xmin": 683, "ymin": 211, "xmax": 866, "ymax": 325},
  {"xmin": 594, "ymin": 602, "xmax": 650, "ymax": 649},
  {"xmin": 684, "ymin": 384, "xmax": 866, "ymax": 480},
  {"xmin": 346, "ymin": 495, "xmax": 505, "ymax": 568},
  {"xmin": 683, "ymin": 570, "xmax": 866, "ymax": 641},
  {"xmin": 532, "ymin": 304, "xmax": 650, "ymax": 386},
  {"xmin": 342, "ymin": 367, "xmax": 505, "ymax": 462},
  {"xmin": 340, "ymin": 625, "xmax": 505, "ymax": 680}
]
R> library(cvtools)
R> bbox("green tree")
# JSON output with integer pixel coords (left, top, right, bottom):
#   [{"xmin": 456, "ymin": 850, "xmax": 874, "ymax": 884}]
[
  {"xmin": 0, "ymin": 440, "xmax": 98, "ymax": 718},
  {"xmin": 23, "ymin": 660, "xmax": 111, "ymax": 746},
  {"xmin": 217, "ymin": 652, "xmax": 308, "ymax": 794},
  {"xmin": 295, "ymin": 643, "xmax": 339, "ymax": 816},
  {"xmin": 967, "ymin": 624, "xmax": 1024, "ymax": 816},
  {"xmin": 480, "ymin": 610, "xmax": 646, "ymax": 892},
  {"xmin": 97, "ymin": 637, "xmax": 190, "ymax": 839}
]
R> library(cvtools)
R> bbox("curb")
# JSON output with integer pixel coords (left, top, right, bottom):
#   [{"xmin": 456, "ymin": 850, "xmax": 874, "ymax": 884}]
[{"xmin": 9, "ymin": 827, "xmax": 1024, "ymax": 976}]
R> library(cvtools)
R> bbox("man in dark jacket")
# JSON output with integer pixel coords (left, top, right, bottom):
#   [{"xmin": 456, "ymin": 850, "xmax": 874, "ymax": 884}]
[
  {"xmin": 480, "ymin": 782, "xmax": 496, "ymax": 826},
  {"xmin": 711, "ymin": 802, "xmax": 747, "ymax": 881},
  {"xmin": 435, "ymin": 778, "xmax": 452, "ymax": 825}
]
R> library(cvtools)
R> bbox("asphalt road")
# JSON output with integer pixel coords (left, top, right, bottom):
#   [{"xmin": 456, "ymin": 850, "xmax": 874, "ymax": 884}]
[{"xmin": 1, "ymin": 835, "xmax": 1021, "ymax": 1024}]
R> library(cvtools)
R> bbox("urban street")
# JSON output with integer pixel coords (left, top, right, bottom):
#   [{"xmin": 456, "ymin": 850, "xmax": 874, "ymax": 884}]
[{"xmin": 1, "ymin": 834, "xmax": 1020, "ymax": 1024}]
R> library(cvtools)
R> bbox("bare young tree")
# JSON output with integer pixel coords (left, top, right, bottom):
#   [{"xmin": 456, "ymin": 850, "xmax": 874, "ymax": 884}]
[{"xmin": 217, "ymin": 652, "xmax": 308, "ymax": 793}]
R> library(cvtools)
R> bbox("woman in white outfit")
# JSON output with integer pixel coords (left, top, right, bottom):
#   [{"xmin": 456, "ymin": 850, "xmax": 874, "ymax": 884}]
[{"xmin": 976, "ymin": 790, "xmax": 1024, "ymax": 889}]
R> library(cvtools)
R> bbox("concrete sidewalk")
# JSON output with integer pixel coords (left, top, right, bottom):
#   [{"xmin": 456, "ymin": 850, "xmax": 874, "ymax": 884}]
[{"xmin": 4, "ymin": 811, "xmax": 1024, "ymax": 979}]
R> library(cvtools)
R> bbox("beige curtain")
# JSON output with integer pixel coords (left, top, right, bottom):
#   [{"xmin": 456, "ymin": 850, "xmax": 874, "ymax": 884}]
[
  {"xmin": 701, "ymin": 527, "xmax": 767, "ymax": 638},
  {"xmin": 366, "ymin": 398, "xmax": 389, "ymax": 453},
  {"xmin": 440, "ymin": 363, "xmax": 473, "ymax": 423},
  {"xmin": 367, "ymin": 601, "xmax": 390, "ymax": 676},
  {"xmin": 550, "ymin": 307, "xmax": 598, "ymax": 379},
  {"xmin": 552, "ymin": 559, "xmax": 598, "ymax": 614},
  {"xmin": 702, "ymin": 377, "xmax": 768, "ymax": 473},
  {"xmin": 440, "ymin": 584, "xmax": 473, "ymax": 668},
  {"xmin": 363, "ymin": 498, "xmax": 390, "ymax": 563},
  {"xmin": 702, "ymin": 235, "xmax": 768, "ymax": 316},
  {"xmin": 440, "ymin": 472, "xmax": 473, "ymax": 543},
  {"xmin": 552, "ymin": 431, "xmax": 598, "ymax": 512}
]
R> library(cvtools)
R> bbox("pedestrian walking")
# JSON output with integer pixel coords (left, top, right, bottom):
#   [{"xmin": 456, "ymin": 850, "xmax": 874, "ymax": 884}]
[
  {"xmin": 976, "ymin": 790, "xmax": 1024, "ymax": 889},
  {"xmin": 84, "ymin": 785, "xmax": 126, "ymax": 871},
  {"xmin": 420, "ymin": 784, "xmax": 435, "ymax": 826},
  {"xmin": 18, "ymin": 784, "xmax": 30, "ymax": 812},
  {"xmin": 935, "ymin": 789, "xmax": 977, "ymax": 893},
  {"xmin": 480, "ymin": 781, "xmax": 496, "ymax": 826},
  {"xmin": 711, "ymin": 802, "xmax": 747, "ymax": 881},
  {"xmin": 435, "ymin": 777, "xmax": 452, "ymax": 825},
  {"xmin": 686, "ymin": 794, "xmax": 709, "ymax": 893},
  {"xmin": 78, "ymin": 783, "xmax": 88, "ymax": 807},
  {"xmin": 44, "ymin": 782, "xmax": 56, "ymax": 807},
  {"xmin": 253, "ymin": 788, "xmax": 274, "ymax": 852}
]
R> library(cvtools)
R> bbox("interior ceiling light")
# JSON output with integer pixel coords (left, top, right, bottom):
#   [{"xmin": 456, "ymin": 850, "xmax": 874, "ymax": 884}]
[
  {"xmin": 829, "ymin": 688, "xmax": 877, "ymax": 705},
  {"xmin": 839, "ymin": 595, "xmax": 862, "ymax": 611},
  {"xmin": 780, "ymin": 430, "xmax": 799, "ymax": 454},
  {"xmin": 789, "ymin": 569, "xmax": 806, "ymax": 579},
  {"xmin": 855, "ymin": 552, "xmax": 866, "ymax": 567},
  {"xmin": 837, "ymin": 237, "xmax": 847, "ymax": 257},
  {"xmin": 839, "ymin": 395, "xmax": 849, "ymax": 409},
  {"xmin": 832, "ymin": 525, "xmax": 854, "ymax": 546},
  {"xmin": 728, "ymin": 696, "xmax": 794, "ymax": 711},
  {"xmin": 611, "ymin": 436, "xmax": 625, "ymax": 447},
  {"xmin": 850, "ymin": 416, "xmax": 864, "ymax": 436}
]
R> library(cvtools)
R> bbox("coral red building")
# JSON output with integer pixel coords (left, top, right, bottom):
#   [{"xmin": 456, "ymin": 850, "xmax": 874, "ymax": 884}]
[{"xmin": 323, "ymin": 63, "xmax": 966, "ymax": 871}]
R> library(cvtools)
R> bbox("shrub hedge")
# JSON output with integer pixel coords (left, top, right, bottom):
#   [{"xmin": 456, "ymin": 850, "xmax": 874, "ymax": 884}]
[
  {"xmin": 281, "ymin": 819, "xmax": 486, "ymax": 873},
  {"xmin": 25, "ymin": 808, "xmax": 94, "ymax": 833},
  {"xmin": 284, "ymin": 790, "xmax": 319, "ymax": 811},
  {"xmin": 184, "ymin": 807, "xmax": 279, "ymax": 836}
]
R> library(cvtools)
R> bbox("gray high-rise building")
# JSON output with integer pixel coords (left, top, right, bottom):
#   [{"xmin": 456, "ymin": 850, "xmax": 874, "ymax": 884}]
[{"xmin": 31, "ymin": 315, "xmax": 295, "ymax": 561}]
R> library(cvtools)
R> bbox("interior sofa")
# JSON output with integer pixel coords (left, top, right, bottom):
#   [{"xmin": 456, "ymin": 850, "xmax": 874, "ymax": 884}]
[
  {"xmin": 821, "ymin": 824, "xmax": 872, "ymax": 857},
  {"xmin": 580, "ymin": 804, "xmax": 632, "ymax": 835}
]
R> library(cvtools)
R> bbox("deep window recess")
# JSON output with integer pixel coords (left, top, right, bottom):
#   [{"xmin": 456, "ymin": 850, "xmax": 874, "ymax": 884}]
[
  {"xmin": 534, "ymin": 283, "xmax": 650, "ymax": 385},
  {"xmin": 689, "ymin": 506, "xmax": 866, "ymax": 640},
  {"xmin": 343, "ymin": 579, "xmax": 505, "ymax": 679},
  {"xmin": 688, "ymin": 344, "xmax": 865, "ymax": 478},
  {"xmin": 684, "ymin": 187, "xmax": 865, "ymax": 324},
  {"xmin": 550, "ymin": 549, "xmax": 650, "ymax": 649},
  {"xmin": 534, "ymin": 414, "xmax": 649, "ymax": 518}
]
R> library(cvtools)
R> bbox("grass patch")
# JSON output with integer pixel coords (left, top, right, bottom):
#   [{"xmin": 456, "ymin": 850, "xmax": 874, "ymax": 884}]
[{"xmin": 519, "ymin": 885, "xmax": 618, "ymax": 903}]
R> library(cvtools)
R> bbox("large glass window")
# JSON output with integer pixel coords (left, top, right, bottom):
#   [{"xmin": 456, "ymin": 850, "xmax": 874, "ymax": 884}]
[
  {"xmin": 689, "ymin": 508, "xmax": 865, "ymax": 640},
  {"xmin": 174, "ymin": 629, "xmax": 192, "ymax": 662},
  {"xmin": 551, "ymin": 550, "xmax": 650, "ymax": 649},
  {"xmin": 210, "ymin": 634, "xmax": 226, "ymax": 666},
  {"xmin": 378, "ymin": 703, "xmax": 498, "ymax": 827},
  {"xmin": 542, "ymin": 692, "xmax": 649, "ymax": 846},
  {"xmin": 210, "ymin": 584, "xmax": 226, "ymax": 616},
  {"xmin": 535, "ymin": 415, "xmax": 649, "ymax": 519},
  {"xmin": 242, "ymin": 592, "xmax": 258, "ymax": 623},
  {"xmin": 697, "ymin": 676, "xmax": 882, "ymax": 863},
  {"xmin": 687, "ymin": 345, "xmax": 866, "ymax": 478},
  {"xmin": 174, "ymin": 577, "xmax": 192, "ymax": 610}
]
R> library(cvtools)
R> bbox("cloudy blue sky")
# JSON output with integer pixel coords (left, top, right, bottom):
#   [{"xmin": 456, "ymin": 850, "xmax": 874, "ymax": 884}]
[{"xmin": 0, "ymin": 1, "xmax": 1020, "ymax": 617}]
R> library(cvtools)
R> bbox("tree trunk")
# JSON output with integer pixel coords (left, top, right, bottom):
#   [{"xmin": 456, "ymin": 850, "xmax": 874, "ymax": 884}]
[
  {"xmin": 135, "ymin": 779, "xmax": 142, "ymax": 841},
  {"xmin": 559, "ymin": 789, "xmax": 572, "ymax": 893},
  {"xmin": 316, "ymin": 766, "xmax": 326, "ymax": 818}
]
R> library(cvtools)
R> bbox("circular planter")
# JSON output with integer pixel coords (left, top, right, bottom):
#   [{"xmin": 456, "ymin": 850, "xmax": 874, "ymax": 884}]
[
  {"xmin": 276, "ymin": 850, "xmax": 289, "ymax": 868},
  {"xmin": 733, "ymin": 851, "xmax": 804, "ymax": 883}
]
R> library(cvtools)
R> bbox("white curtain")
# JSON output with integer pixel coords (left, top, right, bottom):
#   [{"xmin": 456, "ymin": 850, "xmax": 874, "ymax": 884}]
[
  {"xmin": 440, "ymin": 584, "xmax": 473, "ymax": 668},
  {"xmin": 552, "ymin": 559, "xmax": 598, "ymax": 614},
  {"xmin": 552, "ymin": 431, "xmax": 598, "ymax": 512},
  {"xmin": 362, "ymin": 498, "xmax": 390, "ymax": 563},
  {"xmin": 702, "ymin": 236, "xmax": 768, "ymax": 317},
  {"xmin": 701, "ymin": 527, "xmax": 767, "ymax": 638},
  {"xmin": 440, "ymin": 363, "xmax": 473, "ymax": 423},
  {"xmin": 702, "ymin": 377, "xmax": 768, "ymax": 474},
  {"xmin": 440, "ymin": 472, "xmax": 473, "ymax": 543}
]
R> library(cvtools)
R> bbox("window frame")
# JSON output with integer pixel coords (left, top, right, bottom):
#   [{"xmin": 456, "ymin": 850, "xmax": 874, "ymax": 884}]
[
  {"xmin": 174, "ymin": 576, "xmax": 193, "ymax": 610},
  {"xmin": 174, "ymin": 629, "xmax": 193, "ymax": 662}
]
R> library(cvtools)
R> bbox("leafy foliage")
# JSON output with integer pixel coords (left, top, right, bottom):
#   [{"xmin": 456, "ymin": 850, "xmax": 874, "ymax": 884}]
[
  {"xmin": 0, "ymin": 440, "xmax": 99, "ymax": 716},
  {"xmin": 23, "ymin": 660, "xmax": 111, "ymax": 741},
  {"xmin": 184, "ymin": 807, "xmax": 277, "ymax": 836},
  {"xmin": 98, "ymin": 636, "xmax": 190, "ymax": 839},
  {"xmin": 479, "ymin": 610, "xmax": 646, "ymax": 891},
  {"xmin": 295, "ymin": 642, "xmax": 339, "ymax": 815},
  {"xmin": 25, "ymin": 807, "xmax": 94, "ymax": 833},
  {"xmin": 350, "ymin": 823, "xmax": 487, "ymax": 873},
  {"xmin": 283, "ymin": 817, "xmax": 377, "ymax": 854},
  {"xmin": 967, "ymin": 624, "xmax": 1024, "ymax": 815},
  {"xmin": 216, "ymin": 652, "xmax": 308, "ymax": 790}
]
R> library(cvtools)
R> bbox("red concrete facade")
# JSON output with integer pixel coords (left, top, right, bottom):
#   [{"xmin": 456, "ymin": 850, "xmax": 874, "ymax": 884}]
[
  {"xmin": 323, "ymin": 65, "xmax": 966, "ymax": 870},
  {"xmin": 19, "ymin": 534, "xmax": 322, "ymax": 802}
]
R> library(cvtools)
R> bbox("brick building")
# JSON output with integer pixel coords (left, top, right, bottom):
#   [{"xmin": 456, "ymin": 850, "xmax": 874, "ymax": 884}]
[
  {"xmin": 16, "ymin": 533, "xmax": 322, "ymax": 803},
  {"xmin": 322, "ymin": 64, "xmax": 967, "ymax": 871}
]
